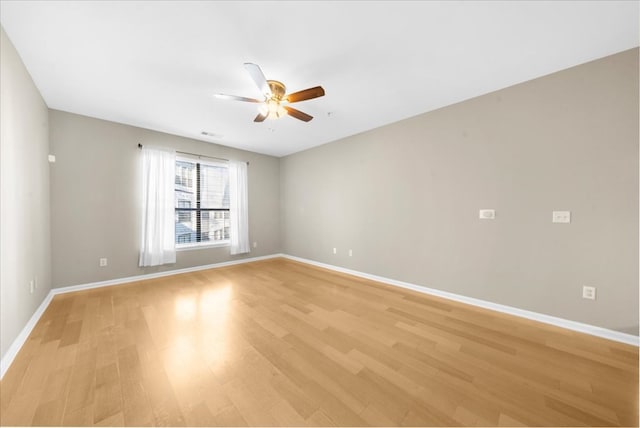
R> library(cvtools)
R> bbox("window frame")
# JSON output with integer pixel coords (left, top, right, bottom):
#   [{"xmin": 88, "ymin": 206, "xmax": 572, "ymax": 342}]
[{"xmin": 175, "ymin": 156, "xmax": 230, "ymax": 250}]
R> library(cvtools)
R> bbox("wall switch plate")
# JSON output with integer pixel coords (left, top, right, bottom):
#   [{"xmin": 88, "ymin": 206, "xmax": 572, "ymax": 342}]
[
  {"xmin": 479, "ymin": 209, "xmax": 495, "ymax": 220},
  {"xmin": 48, "ymin": 154, "xmax": 56, "ymax": 163},
  {"xmin": 348, "ymin": 249, "xmax": 353, "ymax": 257},
  {"xmin": 99, "ymin": 258, "xmax": 108, "ymax": 267},
  {"xmin": 332, "ymin": 248, "xmax": 337, "ymax": 254},
  {"xmin": 29, "ymin": 280, "xmax": 35, "ymax": 294},
  {"xmin": 252, "ymin": 241, "xmax": 257, "ymax": 248},
  {"xmin": 552, "ymin": 211, "xmax": 571, "ymax": 223},
  {"xmin": 582, "ymin": 286, "xmax": 596, "ymax": 300}
]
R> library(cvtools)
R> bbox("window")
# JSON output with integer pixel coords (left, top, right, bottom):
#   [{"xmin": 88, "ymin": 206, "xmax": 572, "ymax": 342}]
[{"xmin": 175, "ymin": 157, "xmax": 230, "ymax": 248}]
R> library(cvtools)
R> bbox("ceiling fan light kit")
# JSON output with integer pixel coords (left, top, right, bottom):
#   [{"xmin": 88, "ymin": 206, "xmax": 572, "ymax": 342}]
[{"xmin": 215, "ymin": 63, "xmax": 325, "ymax": 122}]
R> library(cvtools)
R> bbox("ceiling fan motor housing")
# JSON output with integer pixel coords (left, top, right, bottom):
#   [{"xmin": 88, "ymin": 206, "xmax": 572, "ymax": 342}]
[{"xmin": 267, "ymin": 80, "xmax": 286, "ymax": 101}]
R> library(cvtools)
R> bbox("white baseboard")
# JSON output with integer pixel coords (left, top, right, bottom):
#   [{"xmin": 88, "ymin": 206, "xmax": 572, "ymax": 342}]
[
  {"xmin": 0, "ymin": 253, "xmax": 281, "ymax": 380},
  {"xmin": 51, "ymin": 253, "xmax": 283, "ymax": 296},
  {"xmin": 281, "ymin": 254, "xmax": 640, "ymax": 347},
  {"xmin": 0, "ymin": 291, "xmax": 54, "ymax": 379}
]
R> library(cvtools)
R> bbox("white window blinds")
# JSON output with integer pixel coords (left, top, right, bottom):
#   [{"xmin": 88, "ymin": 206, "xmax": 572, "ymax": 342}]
[{"xmin": 175, "ymin": 156, "xmax": 230, "ymax": 247}]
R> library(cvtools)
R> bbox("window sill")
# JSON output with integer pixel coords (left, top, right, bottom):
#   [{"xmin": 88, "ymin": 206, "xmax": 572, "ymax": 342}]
[{"xmin": 176, "ymin": 241, "xmax": 230, "ymax": 251}]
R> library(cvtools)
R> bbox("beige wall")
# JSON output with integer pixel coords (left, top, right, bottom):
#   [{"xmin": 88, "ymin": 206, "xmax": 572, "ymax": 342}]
[
  {"xmin": 49, "ymin": 110, "xmax": 280, "ymax": 288},
  {"xmin": 280, "ymin": 48, "xmax": 639, "ymax": 335},
  {"xmin": 0, "ymin": 27, "xmax": 52, "ymax": 358}
]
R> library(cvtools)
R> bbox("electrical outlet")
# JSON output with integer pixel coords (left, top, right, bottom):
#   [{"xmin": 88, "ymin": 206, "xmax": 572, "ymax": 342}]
[
  {"xmin": 348, "ymin": 249, "xmax": 353, "ymax": 257},
  {"xmin": 332, "ymin": 247, "xmax": 337, "ymax": 255},
  {"xmin": 552, "ymin": 211, "xmax": 571, "ymax": 223},
  {"xmin": 582, "ymin": 286, "xmax": 596, "ymax": 300},
  {"xmin": 479, "ymin": 209, "xmax": 495, "ymax": 220},
  {"xmin": 29, "ymin": 280, "xmax": 34, "ymax": 294},
  {"xmin": 99, "ymin": 258, "xmax": 108, "ymax": 267},
  {"xmin": 252, "ymin": 241, "xmax": 258, "ymax": 248}
]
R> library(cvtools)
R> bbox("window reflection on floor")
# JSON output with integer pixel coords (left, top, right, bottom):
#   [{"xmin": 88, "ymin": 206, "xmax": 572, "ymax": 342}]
[
  {"xmin": 167, "ymin": 284, "xmax": 233, "ymax": 378},
  {"xmin": 175, "ymin": 295, "xmax": 197, "ymax": 322}
]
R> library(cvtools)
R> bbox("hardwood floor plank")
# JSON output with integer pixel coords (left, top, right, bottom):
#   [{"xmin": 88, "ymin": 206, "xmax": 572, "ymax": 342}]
[
  {"xmin": 281, "ymin": 346, "xmax": 368, "ymax": 421},
  {"xmin": 544, "ymin": 395, "xmax": 618, "ymax": 426},
  {"xmin": 93, "ymin": 362, "xmax": 122, "ymax": 424},
  {"xmin": 59, "ymin": 320, "xmax": 83, "ymax": 347},
  {"xmin": 183, "ymin": 401, "xmax": 215, "ymax": 427},
  {"xmin": 222, "ymin": 378, "xmax": 280, "ymax": 426},
  {"xmin": 269, "ymin": 398, "xmax": 309, "ymax": 426},
  {"xmin": 497, "ymin": 412, "xmax": 528, "ymax": 427},
  {"xmin": 0, "ymin": 350, "xmax": 31, "ymax": 413},
  {"xmin": 94, "ymin": 411, "xmax": 124, "ymax": 427},
  {"xmin": 269, "ymin": 373, "xmax": 319, "ymax": 420},
  {"xmin": 138, "ymin": 345, "xmax": 186, "ymax": 426},
  {"xmin": 32, "ymin": 398, "xmax": 66, "ymax": 426},
  {"xmin": 359, "ymin": 403, "xmax": 399, "ymax": 426},
  {"xmin": 1, "ymin": 258, "xmax": 637, "ymax": 427},
  {"xmin": 62, "ymin": 405, "xmax": 93, "ymax": 426},
  {"xmin": 211, "ymin": 403, "xmax": 249, "ymax": 426},
  {"xmin": 118, "ymin": 345, "xmax": 153, "ymax": 426},
  {"xmin": 355, "ymin": 368, "xmax": 419, "ymax": 424},
  {"xmin": 63, "ymin": 344, "xmax": 98, "ymax": 419},
  {"xmin": 39, "ymin": 366, "xmax": 73, "ymax": 410}
]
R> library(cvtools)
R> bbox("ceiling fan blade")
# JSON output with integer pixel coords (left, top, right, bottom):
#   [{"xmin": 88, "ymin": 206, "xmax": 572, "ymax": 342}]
[
  {"xmin": 254, "ymin": 112, "xmax": 268, "ymax": 122},
  {"xmin": 285, "ymin": 86, "xmax": 325, "ymax": 103},
  {"xmin": 214, "ymin": 93, "xmax": 262, "ymax": 103},
  {"xmin": 284, "ymin": 106, "xmax": 313, "ymax": 122},
  {"xmin": 244, "ymin": 63, "xmax": 271, "ymax": 97}
]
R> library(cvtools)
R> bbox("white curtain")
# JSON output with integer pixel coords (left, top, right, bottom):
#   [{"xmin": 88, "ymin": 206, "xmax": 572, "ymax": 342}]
[
  {"xmin": 139, "ymin": 146, "xmax": 176, "ymax": 267},
  {"xmin": 229, "ymin": 160, "xmax": 250, "ymax": 255}
]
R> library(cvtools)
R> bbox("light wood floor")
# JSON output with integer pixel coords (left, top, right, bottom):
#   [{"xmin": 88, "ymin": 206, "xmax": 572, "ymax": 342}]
[{"xmin": 1, "ymin": 258, "xmax": 637, "ymax": 426}]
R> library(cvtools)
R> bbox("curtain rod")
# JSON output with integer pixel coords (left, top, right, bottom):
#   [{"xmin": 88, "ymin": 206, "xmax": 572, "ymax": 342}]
[{"xmin": 137, "ymin": 143, "xmax": 248, "ymax": 165}]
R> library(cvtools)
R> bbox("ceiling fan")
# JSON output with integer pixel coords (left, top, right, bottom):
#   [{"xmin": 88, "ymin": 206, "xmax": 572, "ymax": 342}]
[{"xmin": 214, "ymin": 63, "xmax": 325, "ymax": 122}]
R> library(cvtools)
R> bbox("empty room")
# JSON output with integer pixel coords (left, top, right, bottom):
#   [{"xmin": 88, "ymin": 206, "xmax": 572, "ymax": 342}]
[{"xmin": 0, "ymin": 1, "xmax": 638, "ymax": 427}]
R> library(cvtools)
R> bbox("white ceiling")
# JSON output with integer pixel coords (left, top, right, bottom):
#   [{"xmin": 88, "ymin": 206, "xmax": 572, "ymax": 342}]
[{"xmin": 1, "ymin": 1, "xmax": 638, "ymax": 157}]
